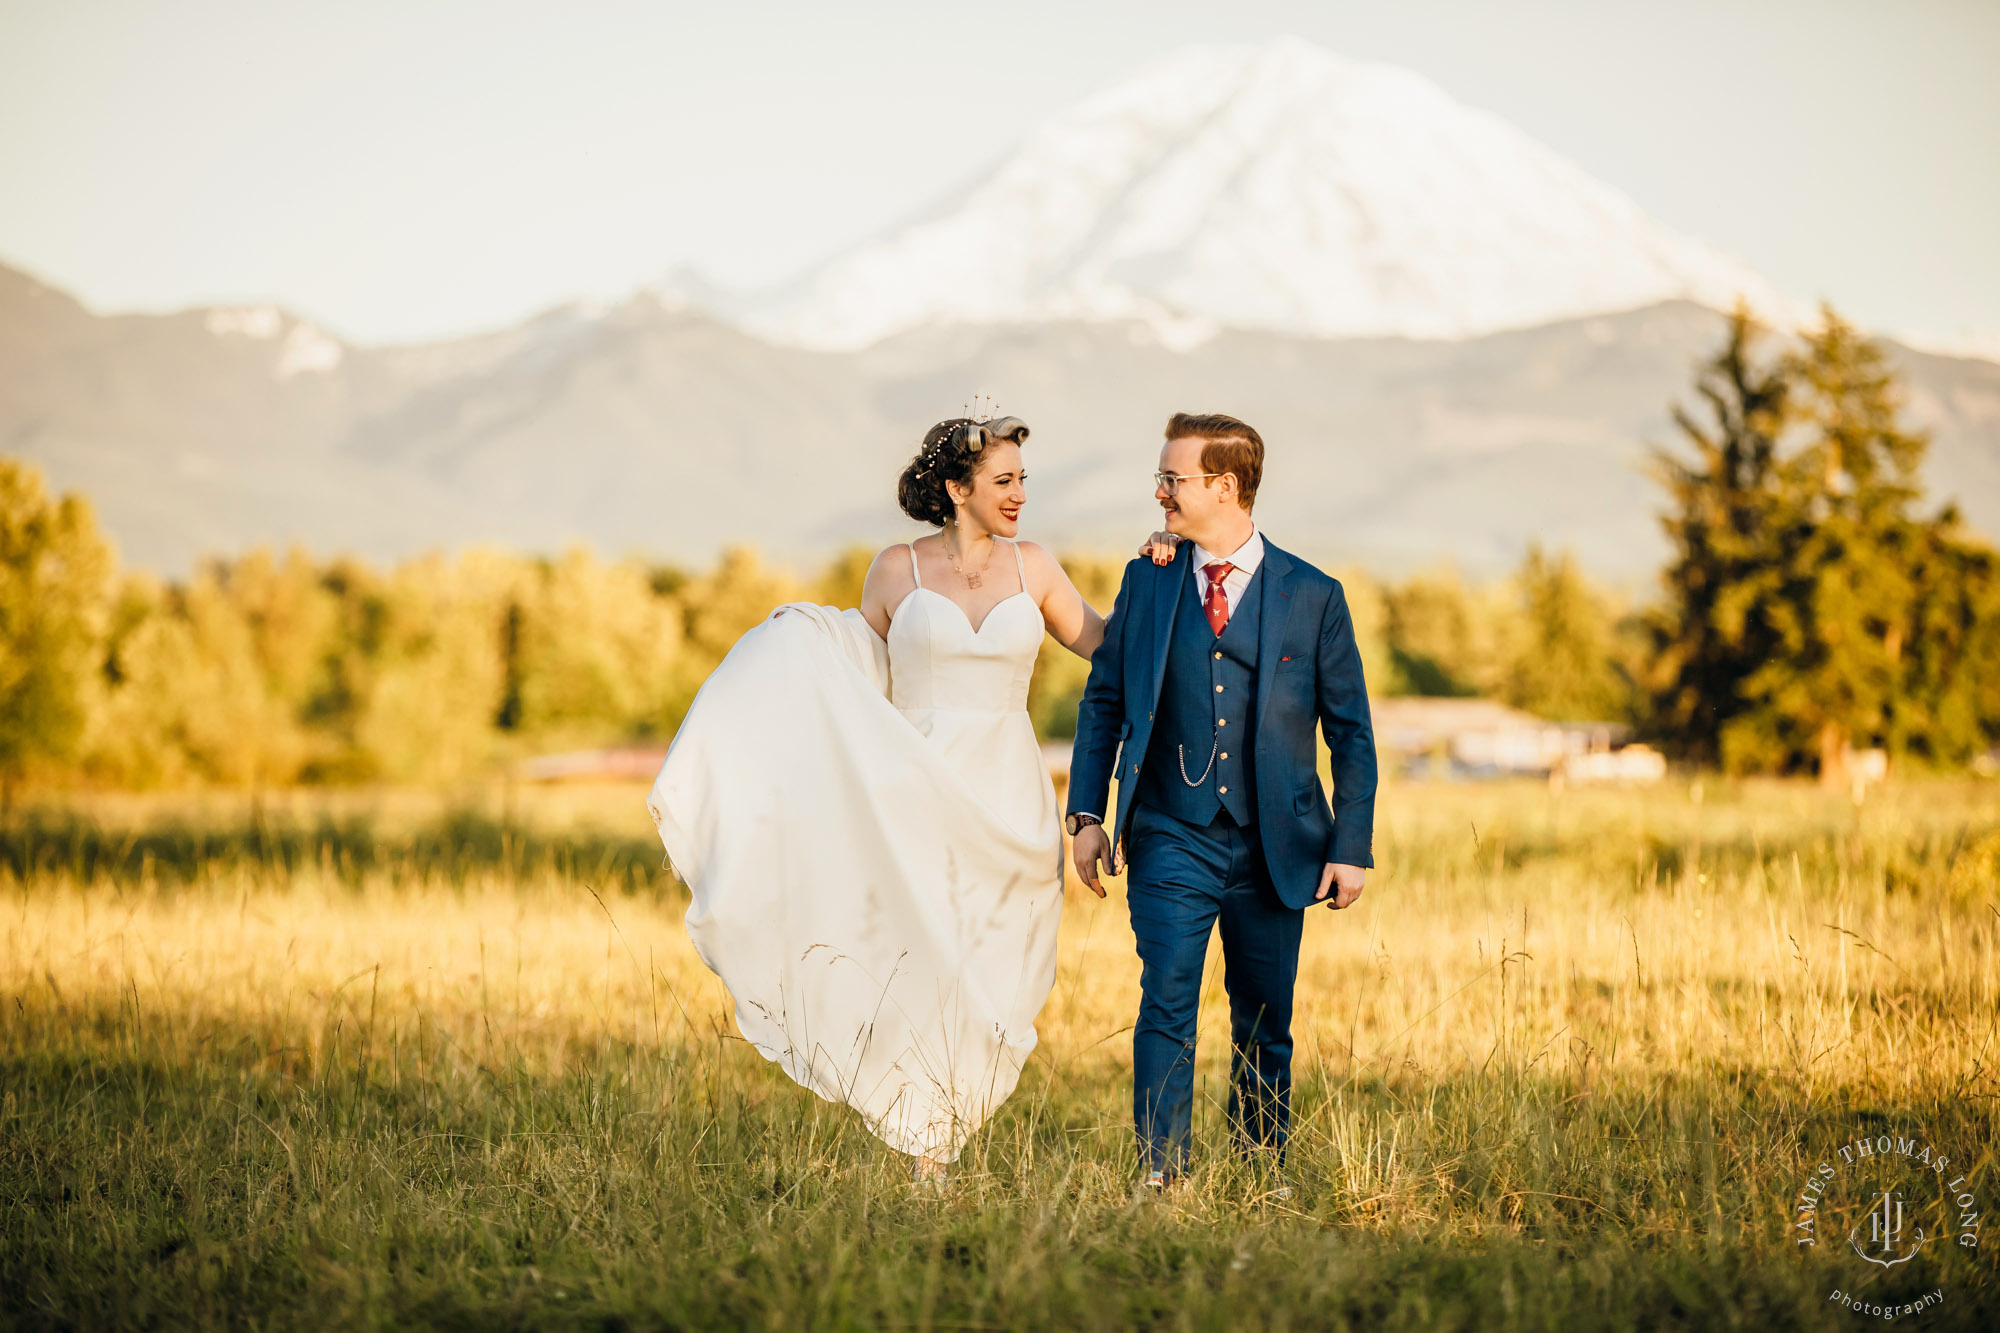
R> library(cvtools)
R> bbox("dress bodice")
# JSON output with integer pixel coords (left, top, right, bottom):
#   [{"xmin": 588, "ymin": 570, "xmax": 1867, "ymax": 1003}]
[{"xmin": 885, "ymin": 544, "xmax": 1044, "ymax": 716}]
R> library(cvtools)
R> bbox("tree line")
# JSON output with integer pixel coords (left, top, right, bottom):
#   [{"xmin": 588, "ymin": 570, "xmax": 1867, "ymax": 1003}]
[
  {"xmin": 1647, "ymin": 308, "xmax": 1999, "ymax": 780},
  {"xmin": 3, "ymin": 308, "xmax": 1994, "ymax": 791}
]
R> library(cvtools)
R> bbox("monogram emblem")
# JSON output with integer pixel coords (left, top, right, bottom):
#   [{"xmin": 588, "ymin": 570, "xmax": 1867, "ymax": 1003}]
[{"xmin": 1850, "ymin": 1189, "xmax": 1927, "ymax": 1268}]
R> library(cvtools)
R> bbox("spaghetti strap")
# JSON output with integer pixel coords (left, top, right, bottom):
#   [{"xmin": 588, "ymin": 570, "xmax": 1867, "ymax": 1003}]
[
  {"xmin": 1010, "ymin": 538, "xmax": 1027, "ymax": 591},
  {"xmin": 906, "ymin": 542, "xmax": 922, "ymax": 589}
]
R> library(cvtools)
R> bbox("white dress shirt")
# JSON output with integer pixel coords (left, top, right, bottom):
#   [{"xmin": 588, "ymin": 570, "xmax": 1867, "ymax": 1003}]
[{"xmin": 1189, "ymin": 527, "xmax": 1264, "ymax": 618}]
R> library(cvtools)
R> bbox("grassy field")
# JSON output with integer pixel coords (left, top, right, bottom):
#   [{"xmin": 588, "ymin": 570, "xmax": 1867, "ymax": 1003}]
[{"xmin": 3, "ymin": 776, "xmax": 1997, "ymax": 1330}]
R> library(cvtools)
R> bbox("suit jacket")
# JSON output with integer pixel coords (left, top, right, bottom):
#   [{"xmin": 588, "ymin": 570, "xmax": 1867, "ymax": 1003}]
[{"xmin": 1068, "ymin": 537, "xmax": 1377, "ymax": 908}]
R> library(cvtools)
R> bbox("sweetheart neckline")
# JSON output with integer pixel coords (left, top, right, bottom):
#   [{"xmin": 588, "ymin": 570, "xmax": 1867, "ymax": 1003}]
[{"xmin": 893, "ymin": 587, "xmax": 1039, "ymax": 637}]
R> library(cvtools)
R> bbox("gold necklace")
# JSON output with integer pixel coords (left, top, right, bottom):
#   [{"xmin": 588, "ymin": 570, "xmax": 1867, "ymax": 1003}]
[{"xmin": 943, "ymin": 530, "xmax": 995, "ymax": 590}]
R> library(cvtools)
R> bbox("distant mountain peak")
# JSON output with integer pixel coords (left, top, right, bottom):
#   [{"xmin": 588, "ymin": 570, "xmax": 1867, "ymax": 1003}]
[
  {"xmin": 728, "ymin": 37, "xmax": 1790, "ymax": 350},
  {"xmin": 204, "ymin": 304, "xmax": 346, "ymax": 378}
]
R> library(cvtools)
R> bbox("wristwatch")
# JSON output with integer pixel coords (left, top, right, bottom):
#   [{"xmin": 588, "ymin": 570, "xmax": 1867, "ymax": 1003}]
[{"xmin": 1065, "ymin": 812, "xmax": 1103, "ymax": 836}]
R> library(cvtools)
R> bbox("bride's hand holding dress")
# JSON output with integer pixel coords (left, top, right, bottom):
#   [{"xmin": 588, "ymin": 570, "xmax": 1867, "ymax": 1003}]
[{"xmin": 647, "ymin": 415, "xmax": 1106, "ymax": 1166}]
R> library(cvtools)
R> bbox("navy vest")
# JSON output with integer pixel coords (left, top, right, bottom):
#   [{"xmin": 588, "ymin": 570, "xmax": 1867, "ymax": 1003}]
[{"xmin": 1134, "ymin": 563, "xmax": 1262, "ymax": 826}]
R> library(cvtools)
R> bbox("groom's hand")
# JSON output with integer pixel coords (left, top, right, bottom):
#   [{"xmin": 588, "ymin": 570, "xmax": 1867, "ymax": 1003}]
[
  {"xmin": 1316, "ymin": 862, "xmax": 1366, "ymax": 910},
  {"xmin": 1071, "ymin": 824, "xmax": 1120, "ymax": 897}
]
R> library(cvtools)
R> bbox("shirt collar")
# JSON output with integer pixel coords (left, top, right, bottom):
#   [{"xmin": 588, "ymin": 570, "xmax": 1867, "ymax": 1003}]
[{"xmin": 1192, "ymin": 525, "xmax": 1263, "ymax": 578}]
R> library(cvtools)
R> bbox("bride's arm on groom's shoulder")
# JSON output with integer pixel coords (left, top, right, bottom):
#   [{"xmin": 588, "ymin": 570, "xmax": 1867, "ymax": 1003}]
[
  {"xmin": 1019, "ymin": 541, "xmax": 1106, "ymax": 659},
  {"xmin": 857, "ymin": 544, "xmax": 917, "ymax": 642}
]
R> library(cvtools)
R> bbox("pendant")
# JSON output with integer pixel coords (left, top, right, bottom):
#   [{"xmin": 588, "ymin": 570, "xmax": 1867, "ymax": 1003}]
[{"xmin": 965, "ymin": 572, "xmax": 983, "ymax": 589}]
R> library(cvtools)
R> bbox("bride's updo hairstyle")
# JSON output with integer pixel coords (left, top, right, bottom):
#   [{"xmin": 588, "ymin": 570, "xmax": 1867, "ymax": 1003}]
[{"xmin": 896, "ymin": 415, "xmax": 1031, "ymax": 527}]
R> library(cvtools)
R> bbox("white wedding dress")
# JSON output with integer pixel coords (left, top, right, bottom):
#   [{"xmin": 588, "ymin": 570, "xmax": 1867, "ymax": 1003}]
[{"xmin": 647, "ymin": 541, "xmax": 1063, "ymax": 1161}]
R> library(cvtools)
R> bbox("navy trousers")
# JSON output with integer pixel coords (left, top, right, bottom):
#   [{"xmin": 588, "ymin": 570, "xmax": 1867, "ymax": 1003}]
[{"xmin": 1124, "ymin": 800, "xmax": 1305, "ymax": 1173}]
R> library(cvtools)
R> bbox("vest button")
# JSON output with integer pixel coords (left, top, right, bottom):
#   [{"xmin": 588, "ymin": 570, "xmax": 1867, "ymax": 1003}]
[
  {"xmin": 1213, "ymin": 651, "xmax": 1222, "ymax": 660},
  {"xmin": 1220, "ymin": 752, "xmax": 1229, "ymax": 761},
  {"xmin": 1215, "ymin": 685, "xmax": 1224, "ymax": 693},
  {"xmin": 1219, "ymin": 786, "xmax": 1228, "ymax": 794},
  {"xmin": 1218, "ymin": 718, "xmax": 1227, "ymax": 726}
]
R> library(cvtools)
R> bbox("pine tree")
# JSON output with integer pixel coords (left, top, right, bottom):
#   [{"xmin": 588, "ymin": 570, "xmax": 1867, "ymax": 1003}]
[
  {"xmin": 1649, "ymin": 305, "xmax": 2000, "ymax": 777},
  {"xmin": 1895, "ymin": 514, "xmax": 2000, "ymax": 766},
  {"xmin": 1645, "ymin": 305, "xmax": 1793, "ymax": 764},
  {"xmin": 1726, "ymin": 310, "xmax": 1927, "ymax": 781}
]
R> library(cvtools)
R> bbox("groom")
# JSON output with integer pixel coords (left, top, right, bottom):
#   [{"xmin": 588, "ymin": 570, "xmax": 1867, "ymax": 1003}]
[{"xmin": 1067, "ymin": 412, "xmax": 1376, "ymax": 1186}]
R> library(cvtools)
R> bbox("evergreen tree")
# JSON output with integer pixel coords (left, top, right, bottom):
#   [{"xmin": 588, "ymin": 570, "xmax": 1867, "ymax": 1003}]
[
  {"xmin": 1727, "ymin": 310, "xmax": 1927, "ymax": 781},
  {"xmin": 1645, "ymin": 306, "xmax": 1793, "ymax": 765},
  {"xmin": 1894, "ymin": 514, "xmax": 2000, "ymax": 766},
  {"xmin": 1649, "ymin": 305, "xmax": 2000, "ymax": 777}
]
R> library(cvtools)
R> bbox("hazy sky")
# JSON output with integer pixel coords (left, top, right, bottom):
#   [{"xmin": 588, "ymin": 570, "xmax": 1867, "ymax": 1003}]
[{"xmin": 2, "ymin": 0, "xmax": 1995, "ymax": 347}]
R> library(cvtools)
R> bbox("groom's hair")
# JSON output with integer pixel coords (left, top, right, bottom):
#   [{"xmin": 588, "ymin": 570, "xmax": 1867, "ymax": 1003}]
[{"xmin": 1166, "ymin": 412, "xmax": 1264, "ymax": 512}]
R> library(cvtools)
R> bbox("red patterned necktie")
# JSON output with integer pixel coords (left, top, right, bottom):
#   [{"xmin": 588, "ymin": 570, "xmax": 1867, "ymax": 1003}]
[{"xmin": 1202, "ymin": 561, "xmax": 1235, "ymax": 635}]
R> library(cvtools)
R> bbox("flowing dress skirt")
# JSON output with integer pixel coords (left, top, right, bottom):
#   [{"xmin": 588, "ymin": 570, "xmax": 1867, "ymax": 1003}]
[{"xmin": 647, "ymin": 604, "xmax": 1062, "ymax": 1161}]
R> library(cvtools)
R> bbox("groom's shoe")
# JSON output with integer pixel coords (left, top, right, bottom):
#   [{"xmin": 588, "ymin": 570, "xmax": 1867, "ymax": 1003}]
[{"xmin": 1142, "ymin": 1168, "xmax": 1176, "ymax": 1194}]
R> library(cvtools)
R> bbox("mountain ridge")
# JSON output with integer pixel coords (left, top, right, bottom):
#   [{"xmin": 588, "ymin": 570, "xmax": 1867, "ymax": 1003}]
[
  {"xmin": 1, "ymin": 41, "xmax": 1989, "ymax": 579},
  {"xmin": 5, "ymin": 258, "xmax": 1996, "ymax": 582}
]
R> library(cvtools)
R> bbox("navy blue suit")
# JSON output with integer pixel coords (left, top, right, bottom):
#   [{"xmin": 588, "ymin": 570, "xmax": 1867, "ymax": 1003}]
[{"xmin": 1068, "ymin": 536, "xmax": 1376, "ymax": 1171}]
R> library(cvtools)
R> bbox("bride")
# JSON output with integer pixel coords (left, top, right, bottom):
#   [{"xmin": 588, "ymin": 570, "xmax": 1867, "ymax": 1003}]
[{"xmin": 647, "ymin": 411, "xmax": 1108, "ymax": 1178}]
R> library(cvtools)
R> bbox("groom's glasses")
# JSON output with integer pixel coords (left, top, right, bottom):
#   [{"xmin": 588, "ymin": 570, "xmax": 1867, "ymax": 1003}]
[{"xmin": 1153, "ymin": 470, "xmax": 1226, "ymax": 495}]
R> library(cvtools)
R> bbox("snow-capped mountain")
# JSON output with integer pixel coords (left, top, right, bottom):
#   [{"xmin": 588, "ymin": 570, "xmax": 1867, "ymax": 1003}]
[
  {"xmin": 11, "ymin": 38, "xmax": 1994, "ymax": 578},
  {"xmin": 203, "ymin": 304, "xmax": 345, "ymax": 378},
  {"xmin": 733, "ymin": 38, "xmax": 1788, "ymax": 350}
]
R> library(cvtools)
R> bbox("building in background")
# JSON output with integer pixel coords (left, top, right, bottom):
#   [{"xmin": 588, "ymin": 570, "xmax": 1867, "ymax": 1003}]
[{"xmin": 1369, "ymin": 697, "xmax": 1665, "ymax": 783}]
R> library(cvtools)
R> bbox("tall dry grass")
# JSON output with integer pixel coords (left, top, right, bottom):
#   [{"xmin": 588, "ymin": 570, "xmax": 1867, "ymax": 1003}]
[{"xmin": 2, "ymin": 778, "xmax": 1996, "ymax": 1328}]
